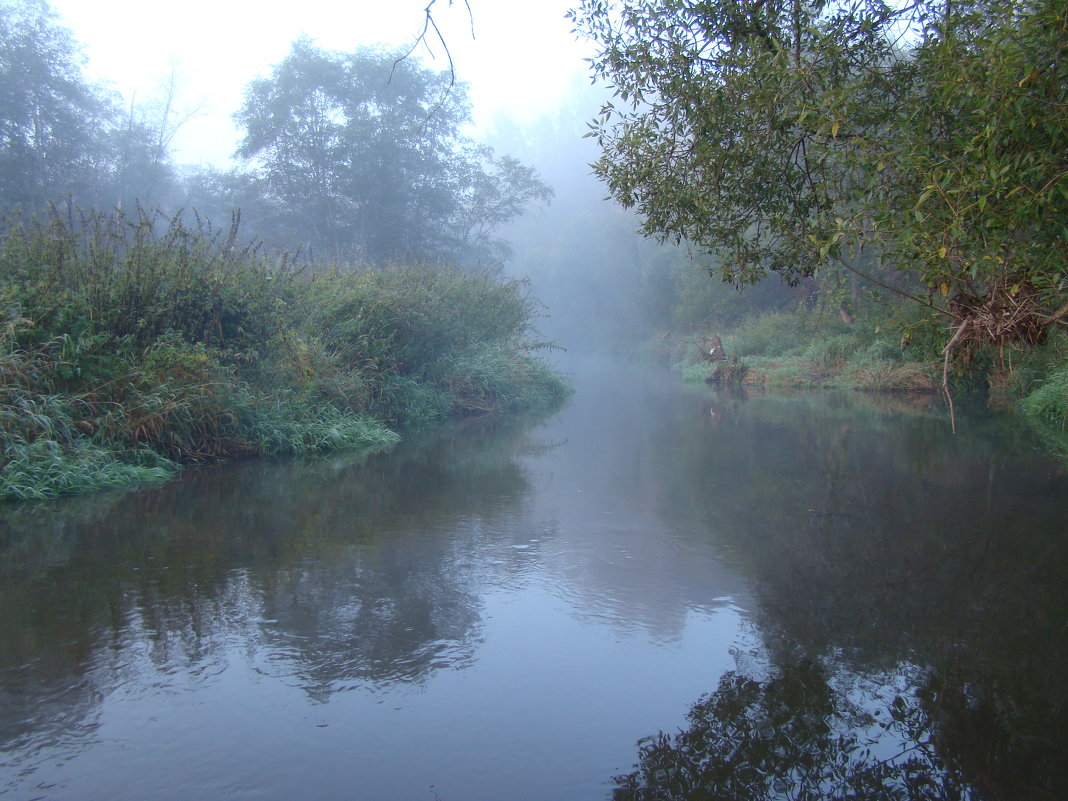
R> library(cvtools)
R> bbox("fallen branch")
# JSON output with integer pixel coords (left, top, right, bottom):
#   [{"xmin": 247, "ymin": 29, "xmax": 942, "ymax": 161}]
[{"xmin": 941, "ymin": 318, "xmax": 970, "ymax": 434}]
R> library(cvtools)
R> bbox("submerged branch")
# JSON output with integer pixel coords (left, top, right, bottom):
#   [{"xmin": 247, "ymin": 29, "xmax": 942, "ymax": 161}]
[{"xmin": 942, "ymin": 319, "xmax": 969, "ymax": 434}]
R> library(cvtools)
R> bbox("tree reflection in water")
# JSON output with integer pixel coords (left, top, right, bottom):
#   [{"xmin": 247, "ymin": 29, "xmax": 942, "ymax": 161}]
[
  {"xmin": 614, "ymin": 660, "xmax": 970, "ymax": 801},
  {"xmin": 0, "ymin": 413, "xmax": 547, "ymax": 751},
  {"xmin": 616, "ymin": 389, "xmax": 1068, "ymax": 801}
]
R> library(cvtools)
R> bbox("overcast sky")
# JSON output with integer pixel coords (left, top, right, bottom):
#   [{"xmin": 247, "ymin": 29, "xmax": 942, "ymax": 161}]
[{"xmin": 49, "ymin": 0, "xmax": 594, "ymax": 166}]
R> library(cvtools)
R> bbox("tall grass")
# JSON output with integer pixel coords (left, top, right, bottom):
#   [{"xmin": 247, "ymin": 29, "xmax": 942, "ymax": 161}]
[
  {"xmin": 0, "ymin": 207, "xmax": 568, "ymax": 500},
  {"xmin": 1022, "ymin": 368, "xmax": 1068, "ymax": 431}
]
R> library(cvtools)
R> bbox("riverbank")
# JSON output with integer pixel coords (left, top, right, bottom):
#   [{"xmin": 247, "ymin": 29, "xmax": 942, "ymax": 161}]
[
  {"xmin": 656, "ymin": 309, "xmax": 1068, "ymax": 453},
  {"xmin": 0, "ymin": 208, "xmax": 571, "ymax": 501}
]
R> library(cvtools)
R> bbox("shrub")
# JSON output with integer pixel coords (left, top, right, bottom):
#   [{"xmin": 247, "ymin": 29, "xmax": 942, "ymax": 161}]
[
  {"xmin": 728, "ymin": 313, "xmax": 811, "ymax": 357},
  {"xmin": 314, "ymin": 265, "xmax": 537, "ymax": 377},
  {"xmin": 0, "ymin": 207, "xmax": 302, "ymax": 356}
]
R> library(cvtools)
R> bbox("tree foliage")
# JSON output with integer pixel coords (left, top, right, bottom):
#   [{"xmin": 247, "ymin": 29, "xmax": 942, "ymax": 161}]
[
  {"xmin": 0, "ymin": 5, "xmax": 549, "ymax": 273},
  {"xmin": 0, "ymin": 0, "xmax": 110, "ymax": 208},
  {"xmin": 571, "ymin": 0, "xmax": 1068, "ymax": 355},
  {"xmin": 0, "ymin": 0, "xmax": 185, "ymax": 214},
  {"xmin": 234, "ymin": 39, "xmax": 551, "ymax": 267}
]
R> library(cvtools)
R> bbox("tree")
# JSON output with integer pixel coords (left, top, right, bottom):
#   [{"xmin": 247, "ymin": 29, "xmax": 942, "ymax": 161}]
[
  {"xmin": 450, "ymin": 151, "xmax": 553, "ymax": 265},
  {"xmin": 234, "ymin": 39, "xmax": 550, "ymax": 267},
  {"xmin": 0, "ymin": 0, "xmax": 111, "ymax": 209},
  {"xmin": 0, "ymin": 1, "xmax": 190, "ymax": 215},
  {"xmin": 571, "ymin": 0, "xmax": 1067, "ymax": 361}
]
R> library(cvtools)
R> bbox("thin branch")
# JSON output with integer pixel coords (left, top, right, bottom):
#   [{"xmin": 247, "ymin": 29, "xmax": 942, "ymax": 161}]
[
  {"xmin": 834, "ymin": 256, "xmax": 952, "ymax": 316},
  {"xmin": 941, "ymin": 318, "xmax": 969, "ymax": 434},
  {"xmin": 390, "ymin": 0, "xmax": 475, "ymax": 130}
]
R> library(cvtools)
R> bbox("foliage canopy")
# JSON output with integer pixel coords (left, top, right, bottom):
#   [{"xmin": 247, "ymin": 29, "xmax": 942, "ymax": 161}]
[{"xmin": 571, "ymin": 0, "xmax": 1068, "ymax": 356}]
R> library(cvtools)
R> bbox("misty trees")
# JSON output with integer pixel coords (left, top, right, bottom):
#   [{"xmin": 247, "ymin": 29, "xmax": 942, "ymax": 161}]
[
  {"xmin": 233, "ymin": 40, "xmax": 551, "ymax": 267},
  {"xmin": 571, "ymin": 0, "xmax": 1068, "ymax": 357},
  {"xmin": 0, "ymin": 2, "xmax": 550, "ymax": 272},
  {"xmin": 0, "ymin": 0, "xmax": 110, "ymax": 208},
  {"xmin": 0, "ymin": 0, "xmax": 184, "ymax": 213}
]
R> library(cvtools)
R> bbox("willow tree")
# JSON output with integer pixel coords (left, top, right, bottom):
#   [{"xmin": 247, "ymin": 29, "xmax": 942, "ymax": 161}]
[{"xmin": 571, "ymin": 0, "xmax": 1067, "ymax": 364}]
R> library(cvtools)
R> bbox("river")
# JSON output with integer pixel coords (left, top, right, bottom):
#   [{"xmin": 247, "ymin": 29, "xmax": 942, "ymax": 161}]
[{"xmin": 2, "ymin": 357, "xmax": 1066, "ymax": 800}]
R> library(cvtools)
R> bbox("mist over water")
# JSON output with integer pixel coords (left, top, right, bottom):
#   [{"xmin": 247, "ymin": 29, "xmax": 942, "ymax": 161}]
[{"xmin": 2, "ymin": 357, "xmax": 1065, "ymax": 800}]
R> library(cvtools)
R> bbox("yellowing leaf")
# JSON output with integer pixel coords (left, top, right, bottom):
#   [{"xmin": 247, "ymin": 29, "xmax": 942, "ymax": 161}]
[
  {"xmin": 940, "ymin": 282, "xmax": 949, "ymax": 296},
  {"xmin": 938, "ymin": 246, "xmax": 947, "ymax": 259},
  {"xmin": 831, "ymin": 121, "xmax": 839, "ymax": 138}
]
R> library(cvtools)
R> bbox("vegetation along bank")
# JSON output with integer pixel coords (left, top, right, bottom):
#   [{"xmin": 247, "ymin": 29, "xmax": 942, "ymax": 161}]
[
  {"xmin": 0, "ymin": 209, "xmax": 571, "ymax": 501},
  {"xmin": 572, "ymin": 0, "xmax": 1067, "ymax": 449}
]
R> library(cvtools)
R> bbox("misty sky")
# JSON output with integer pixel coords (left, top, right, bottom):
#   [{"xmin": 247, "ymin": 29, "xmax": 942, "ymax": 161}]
[{"xmin": 50, "ymin": 0, "xmax": 593, "ymax": 166}]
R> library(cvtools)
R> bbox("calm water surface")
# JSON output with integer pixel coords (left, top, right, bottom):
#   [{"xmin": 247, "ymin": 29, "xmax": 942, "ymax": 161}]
[{"xmin": 1, "ymin": 358, "xmax": 1066, "ymax": 800}]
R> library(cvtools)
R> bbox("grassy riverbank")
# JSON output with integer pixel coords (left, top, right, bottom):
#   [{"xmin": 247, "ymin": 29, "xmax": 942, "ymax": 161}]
[
  {"xmin": 0, "ymin": 208, "xmax": 571, "ymax": 501},
  {"xmin": 661, "ymin": 309, "xmax": 1068, "ymax": 451},
  {"xmin": 671, "ymin": 313, "xmax": 941, "ymax": 390}
]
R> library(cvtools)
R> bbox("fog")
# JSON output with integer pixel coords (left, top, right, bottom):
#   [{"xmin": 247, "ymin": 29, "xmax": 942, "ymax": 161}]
[
  {"xmin": 29, "ymin": 0, "xmax": 720, "ymax": 354},
  {"xmin": 49, "ymin": 0, "xmax": 593, "ymax": 166}
]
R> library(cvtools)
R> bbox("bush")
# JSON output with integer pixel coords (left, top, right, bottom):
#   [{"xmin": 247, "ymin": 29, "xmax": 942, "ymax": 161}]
[
  {"xmin": 728, "ymin": 313, "xmax": 811, "ymax": 357},
  {"xmin": 433, "ymin": 344, "xmax": 572, "ymax": 414},
  {"xmin": 0, "ymin": 207, "xmax": 303, "ymax": 356},
  {"xmin": 314, "ymin": 265, "xmax": 537, "ymax": 377},
  {"xmin": 0, "ymin": 207, "xmax": 569, "ymax": 500}
]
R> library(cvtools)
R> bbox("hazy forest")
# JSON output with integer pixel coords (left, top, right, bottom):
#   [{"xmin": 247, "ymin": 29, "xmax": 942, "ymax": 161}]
[
  {"xmin": 1, "ymin": 0, "xmax": 1066, "ymax": 500},
  {"xmin": 2, "ymin": 3, "xmax": 1068, "ymax": 800}
]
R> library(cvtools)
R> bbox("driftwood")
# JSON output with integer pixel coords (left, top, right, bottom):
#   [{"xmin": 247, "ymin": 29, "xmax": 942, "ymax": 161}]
[{"xmin": 940, "ymin": 277, "xmax": 1054, "ymax": 433}]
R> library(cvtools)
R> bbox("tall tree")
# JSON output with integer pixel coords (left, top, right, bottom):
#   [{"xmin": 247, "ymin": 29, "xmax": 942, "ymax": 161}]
[
  {"xmin": 234, "ymin": 39, "xmax": 550, "ymax": 267},
  {"xmin": 0, "ymin": 0, "xmax": 110, "ymax": 209}
]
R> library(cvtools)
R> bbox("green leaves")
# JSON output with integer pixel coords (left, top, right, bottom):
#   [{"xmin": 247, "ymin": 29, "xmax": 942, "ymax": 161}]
[{"xmin": 575, "ymin": 0, "xmax": 1068, "ymax": 354}]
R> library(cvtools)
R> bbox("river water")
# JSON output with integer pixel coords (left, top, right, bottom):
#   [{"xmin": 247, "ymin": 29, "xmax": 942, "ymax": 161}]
[{"xmin": 1, "ymin": 358, "xmax": 1066, "ymax": 800}]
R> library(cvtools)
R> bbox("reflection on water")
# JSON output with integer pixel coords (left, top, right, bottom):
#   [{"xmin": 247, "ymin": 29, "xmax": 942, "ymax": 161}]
[
  {"xmin": 614, "ymin": 660, "xmax": 971, "ymax": 801},
  {"xmin": 617, "ymin": 386, "xmax": 1068, "ymax": 801},
  {"xmin": 1, "ymin": 358, "xmax": 1065, "ymax": 800},
  {"xmin": 0, "ymin": 419, "xmax": 537, "ymax": 739}
]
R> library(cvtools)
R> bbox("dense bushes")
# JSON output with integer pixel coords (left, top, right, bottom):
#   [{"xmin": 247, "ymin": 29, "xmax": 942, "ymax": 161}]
[{"xmin": 0, "ymin": 208, "xmax": 569, "ymax": 501}]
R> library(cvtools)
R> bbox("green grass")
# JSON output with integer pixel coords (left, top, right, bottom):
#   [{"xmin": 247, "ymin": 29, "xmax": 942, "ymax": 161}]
[
  {"xmin": 0, "ymin": 440, "xmax": 177, "ymax": 501},
  {"xmin": 1021, "ymin": 368, "xmax": 1068, "ymax": 458},
  {"xmin": 245, "ymin": 402, "xmax": 401, "ymax": 455},
  {"xmin": 675, "ymin": 311, "xmax": 941, "ymax": 391}
]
